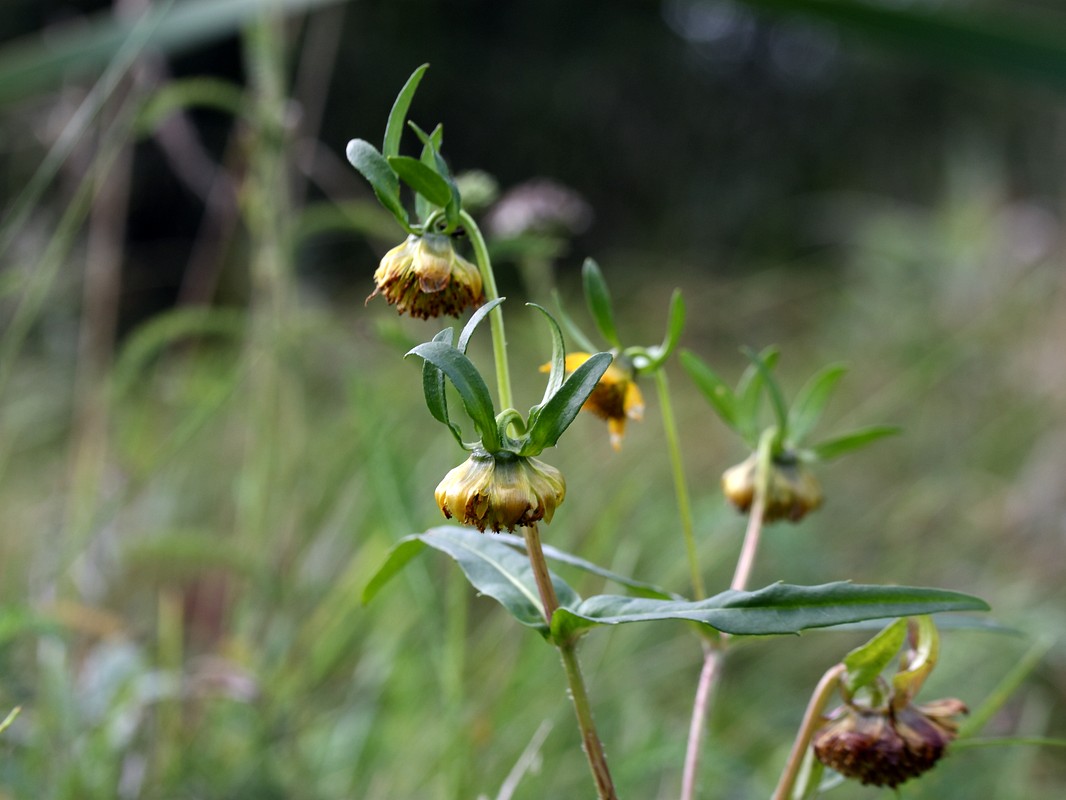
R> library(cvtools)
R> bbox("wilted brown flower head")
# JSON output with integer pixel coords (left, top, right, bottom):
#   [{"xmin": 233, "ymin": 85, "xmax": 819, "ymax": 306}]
[
  {"xmin": 721, "ymin": 451, "xmax": 822, "ymax": 522},
  {"xmin": 367, "ymin": 234, "xmax": 483, "ymax": 319},
  {"xmin": 435, "ymin": 451, "xmax": 566, "ymax": 532},
  {"xmin": 813, "ymin": 697, "xmax": 967, "ymax": 788}
]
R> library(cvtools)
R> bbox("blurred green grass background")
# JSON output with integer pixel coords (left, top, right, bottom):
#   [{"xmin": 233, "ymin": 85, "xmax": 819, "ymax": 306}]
[{"xmin": 1, "ymin": 0, "xmax": 1065, "ymax": 798}]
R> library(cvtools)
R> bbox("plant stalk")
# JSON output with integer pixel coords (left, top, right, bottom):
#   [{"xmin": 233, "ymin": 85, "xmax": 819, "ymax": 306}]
[
  {"xmin": 771, "ymin": 663, "xmax": 845, "ymax": 800},
  {"xmin": 680, "ymin": 428, "xmax": 775, "ymax": 800},
  {"xmin": 460, "ymin": 210, "xmax": 513, "ymax": 411},
  {"xmin": 654, "ymin": 369, "xmax": 704, "ymax": 599},
  {"xmin": 522, "ymin": 524, "xmax": 617, "ymax": 800}
]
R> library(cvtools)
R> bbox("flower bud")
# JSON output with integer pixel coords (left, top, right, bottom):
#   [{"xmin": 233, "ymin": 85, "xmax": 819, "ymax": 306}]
[
  {"xmin": 813, "ymin": 698, "xmax": 966, "ymax": 788},
  {"xmin": 435, "ymin": 451, "xmax": 566, "ymax": 532},
  {"xmin": 367, "ymin": 234, "xmax": 484, "ymax": 319},
  {"xmin": 721, "ymin": 451, "xmax": 823, "ymax": 523}
]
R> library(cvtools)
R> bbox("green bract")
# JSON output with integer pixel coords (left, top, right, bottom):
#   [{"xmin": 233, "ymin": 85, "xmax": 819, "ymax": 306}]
[
  {"xmin": 682, "ymin": 345, "xmax": 900, "ymax": 461},
  {"xmin": 345, "ymin": 64, "xmax": 462, "ymax": 235},
  {"xmin": 555, "ymin": 258, "xmax": 686, "ymax": 375},
  {"xmin": 406, "ymin": 298, "xmax": 612, "ymax": 457}
]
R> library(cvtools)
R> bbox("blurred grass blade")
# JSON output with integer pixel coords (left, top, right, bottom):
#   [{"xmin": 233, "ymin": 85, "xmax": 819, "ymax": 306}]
[
  {"xmin": 0, "ymin": 707, "xmax": 19, "ymax": 736},
  {"xmin": 960, "ymin": 637, "xmax": 1054, "ymax": 738},
  {"xmin": 734, "ymin": 0, "xmax": 1066, "ymax": 94},
  {"xmin": 135, "ymin": 77, "xmax": 247, "ymax": 135},
  {"xmin": 0, "ymin": 0, "xmax": 350, "ymax": 107}
]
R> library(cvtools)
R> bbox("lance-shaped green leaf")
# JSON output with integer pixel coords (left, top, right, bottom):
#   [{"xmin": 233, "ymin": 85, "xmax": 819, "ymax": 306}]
[
  {"xmin": 414, "ymin": 122, "xmax": 444, "ymax": 222},
  {"xmin": 346, "ymin": 138, "xmax": 409, "ymax": 227},
  {"xmin": 653, "ymin": 289, "xmax": 686, "ymax": 369},
  {"xmin": 742, "ymin": 345, "xmax": 789, "ymax": 442},
  {"xmin": 457, "ymin": 296, "xmax": 505, "ymax": 354},
  {"xmin": 582, "ymin": 259, "xmax": 622, "ymax": 349},
  {"xmin": 550, "ymin": 581, "xmax": 988, "ymax": 641},
  {"xmin": 681, "ymin": 350, "xmax": 741, "ymax": 434},
  {"xmin": 407, "ymin": 341, "xmax": 500, "ymax": 452},
  {"xmin": 892, "ymin": 615, "xmax": 939, "ymax": 708},
  {"xmin": 387, "ymin": 155, "xmax": 453, "ymax": 208},
  {"xmin": 495, "ymin": 533, "xmax": 679, "ymax": 600},
  {"xmin": 409, "ymin": 121, "xmax": 462, "ymax": 229},
  {"xmin": 843, "ymin": 617, "xmax": 908, "ymax": 694},
  {"xmin": 804, "ymin": 425, "xmax": 901, "ymax": 462},
  {"xmin": 520, "ymin": 352, "xmax": 613, "ymax": 455},
  {"xmin": 421, "ymin": 328, "xmax": 464, "ymax": 447},
  {"xmin": 527, "ymin": 303, "xmax": 567, "ymax": 412},
  {"xmin": 362, "ymin": 526, "xmax": 579, "ymax": 633},
  {"xmin": 383, "ymin": 63, "xmax": 428, "ymax": 159},
  {"xmin": 551, "ymin": 289, "xmax": 598, "ymax": 354},
  {"xmin": 736, "ymin": 345, "xmax": 780, "ymax": 445},
  {"xmin": 788, "ymin": 363, "xmax": 848, "ymax": 446}
]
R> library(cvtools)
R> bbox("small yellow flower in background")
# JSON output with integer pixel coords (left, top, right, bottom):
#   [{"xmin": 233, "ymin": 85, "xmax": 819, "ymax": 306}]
[
  {"xmin": 813, "ymin": 697, "xmax": 967, "ymax": 788},
  {"xmin": 542, "ymin": 353, "xmax": 644, "ymax": 451},
  {"xmin": 435, "ymin": 451, "xmax": 566, "ymax": 533},
  {"xmin": 367, "ymin": 233, "xmax": 484, "ymax": 319}
]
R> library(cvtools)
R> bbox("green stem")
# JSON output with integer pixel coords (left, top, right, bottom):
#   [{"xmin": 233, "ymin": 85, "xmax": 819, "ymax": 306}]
[
  {"xmin": 559, "ymin": 643, "xmax": 618, "ymax": 800},
  {"xmin": 772, "ymin": 663, "xmax": 845, "ymax": 800},
  {"xmin": 460, "ymin": 210, "xmax": 513, "ymax": 411},
  {"xmin": 522, "ymin": 524, "xmax": 617, "ymax": 800},
  {"xmin": 654, "ymin": 369, "xmax": 704, "ymax": 599}
]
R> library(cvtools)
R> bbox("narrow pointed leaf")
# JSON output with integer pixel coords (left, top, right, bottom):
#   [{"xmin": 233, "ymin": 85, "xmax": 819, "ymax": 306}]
[
  {"xmin": 361, "ymin": 536, "xmax": 428, "ymax": 605},
  {"xmin": 681, "ymin": 350, "xmax": 740, "ymax": 433},
  {"xmin": 528, "ymin": 303, "xmax": 567, "ymax": 407},
  {"xmin": 407, "ymin": 341, "xmax": 500, "ymax": 451},
  {"xmin": 552, "ymin": 289, "xmax": 598, "ymax": 354},
  {"xmin": 843, "ymin": 618, "xmax": 907, "ymax": 694},
  {"xmin": 346, "ymin": 139, "xmax": 408, "ymax": 226},
  {"xmin": 550, "ymin": 581, "xmax": 988, "ymax": 641},
  {"xmin": 496, "ymin": 533, "xmax": 679, "ymax": 600},
  {"xmin": 387, "ymin": 155, "xmax": 452, "ymax": 208},
  {"xmin": 742, "ymin": 346, "xmax": 789, "ymax": 439},
  {"xmin": 649, "ymin": 288, "xmax": 685, "ymax": 371},
  {"xmin": 582, "ymin": 259, "xmax": 622, "ymax": 348},
  {"xmin": 807, "ymin": 425, "xmax": 901, "ymax": 461},
  {"xmin": 408, "ymin": 120, "xmax": 461, "ymax": 228},
  {"xmin": 737, "ymin": 345, "xmax": 779, "ymax": 444},
  {"xmin": 521, "ymin": 352, "xmax": 612, "ymax": 455},
  {"xmin": 789, "ymin": 363, "xmax": 848, "ymax": 446},
  {"xmin": 383, "ymin": 63, "xmax": 428, "ymax": 159},
  {"xmin": 415, "ymin": 122, "xmax": 445, "ymax": 221},
  {"xmin": 458, "ymin": 297, "xmax": 505, "ymax": 353},
  {"xmin": 421, "ymin": 328, "xmax": 463, "ymax": 447}
]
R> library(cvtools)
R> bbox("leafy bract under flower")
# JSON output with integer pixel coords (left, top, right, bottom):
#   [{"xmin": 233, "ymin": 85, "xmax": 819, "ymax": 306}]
[
  {"xmin": 435, "ymin": 451, "xmax": 566, "ymax": 533},
  {"xmin": 542, "ymin": 352, "xmax": 644, "ymax": 451},
  {"xmin": 367, "ymin": 234, "xmax": 484, "ymax": 319}
]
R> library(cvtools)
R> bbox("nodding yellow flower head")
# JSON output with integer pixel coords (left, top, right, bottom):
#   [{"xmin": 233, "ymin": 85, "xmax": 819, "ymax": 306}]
[
  {"xmin": 721, "ymin": 451, "xmax": 823, "ymax": 523},
  {"xmin": 435, "ymin": 450, "xmax": 566, "ymax": 533},
  {"xmin": 367, "ymin": 234, "xmax": 484, "ymax": 319},
  {"xmin": 542, "ymin": 353, "xmax": 644, "ymax": 451},
  {"xmin": 813, "ymin": 697, "xmax": 967, "ymax": 788}
]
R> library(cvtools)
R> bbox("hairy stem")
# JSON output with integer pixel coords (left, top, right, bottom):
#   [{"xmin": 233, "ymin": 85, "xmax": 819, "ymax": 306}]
[
  {"xmin": 460, "ymin": 210, "xmax": 513, "ymax": 411},
  {"xmin": 772, "ymin": 663, "xmax": 845, "ymax": 800},
  {"xmin": 654, "ymin": 369, "xmax": 704, "ymax": 599}
]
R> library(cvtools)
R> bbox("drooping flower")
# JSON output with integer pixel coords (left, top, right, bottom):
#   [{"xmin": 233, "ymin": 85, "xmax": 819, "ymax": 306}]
[
  {"xmin": 435, "ymin": 450, "xmax": 566, "ymax": 532},
  {"xmin": 721, "ymin": 450, "xmax": 823, "ymax": 523},
  {"xmin": 542, "ymin": 353, "xmax": 644, "ymax": 451},
  {"xmin": 813, "ymin": 697, "xmax": 967, "ymax": 788},
  {"xmin": 367, "ymin": 233, "xmax": 484, "ymax": 319}
]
